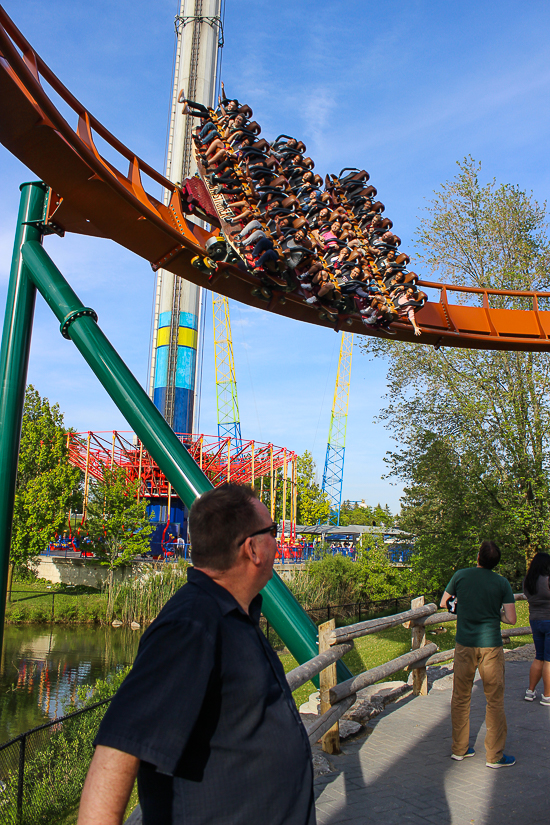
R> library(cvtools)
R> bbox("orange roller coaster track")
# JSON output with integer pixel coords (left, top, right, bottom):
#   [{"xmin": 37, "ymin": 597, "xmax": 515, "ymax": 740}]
[{"xmin": 2, "ymin": 7, "xmax": 550, "ymax": 352}]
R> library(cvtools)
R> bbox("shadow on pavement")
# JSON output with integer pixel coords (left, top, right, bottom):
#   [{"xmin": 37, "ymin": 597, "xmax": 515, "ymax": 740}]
[{"xmin": 314, "ymin": 660, "xmax": 550, "ymax": 825}]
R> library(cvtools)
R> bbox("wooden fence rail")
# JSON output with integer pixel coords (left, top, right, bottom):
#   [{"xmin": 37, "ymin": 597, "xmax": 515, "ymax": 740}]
[
  {"xmin": 501, "ymin": 626, "xmax": 531, "ymax": 637},
  {"xmin": 415, "ymin": 611, "xmax": 455, "ymax": 626},
  {"xmin": 287, "ymin": 643, "xmax": 354, "ymax": 693},
  {"xmin": 292, "ymin": 592, "xmax": 533, "ymax": 752},
  {"xmin": 329, "ymin": 644, "xmax": 438, "ymax": 705},
  {"xmin": 424, "ymin": 648, "xmax": 456, "ymax": 666},
  {"xmin": 306, "ymin": 694, "xmax": 357, "ymax": 744},
  {"xmin": 329, "ymin": 604, "xmax": 437, "ymax": 644}
]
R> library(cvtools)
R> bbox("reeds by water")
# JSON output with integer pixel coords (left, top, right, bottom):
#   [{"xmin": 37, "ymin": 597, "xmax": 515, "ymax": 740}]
[{"xmin": 110, "ymin": 561, "xmax": 188, "ymax": 626}]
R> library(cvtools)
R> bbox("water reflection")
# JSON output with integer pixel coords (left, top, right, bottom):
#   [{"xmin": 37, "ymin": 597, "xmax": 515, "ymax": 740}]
[{"xmin": 0, "ymin": 624, "xmax": 142, "ymax": 743}]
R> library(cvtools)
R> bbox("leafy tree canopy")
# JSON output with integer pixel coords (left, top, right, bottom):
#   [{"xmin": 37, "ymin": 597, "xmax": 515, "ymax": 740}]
[
  {"xmin": 11, "ymin": 386, "xmax": 80, "ymax": 570},
  {"xmin": 354, "ymin": 533, "xmax": 411, "ymax": 600},
  {"xmin": 86, "ymin": 466, "xmax": 153, "ymax": 614},
  {"xmin": 361, "ymin": 158, "xmax": 550, "ymax": 591},
  {"xmin": 86, "ymin": 467, "xmax": 153, "ymax": 571},
  {"xmin": 295, "ymin": 451, "xmax": 330, "ymax": 525},
  {"xmin": 339, "ymin": 501, "xmax": 394, "ymax": 527}
]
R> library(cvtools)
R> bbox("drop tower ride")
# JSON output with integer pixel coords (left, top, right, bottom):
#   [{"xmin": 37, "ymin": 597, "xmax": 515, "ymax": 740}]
[{"xmin": 148, "ymin": 1, "xmax": 223, "ymax": 433}]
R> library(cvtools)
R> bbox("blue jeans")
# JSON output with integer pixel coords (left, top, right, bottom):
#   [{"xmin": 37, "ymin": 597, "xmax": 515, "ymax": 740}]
[
  {"xmin": 199, "ymin": 123, "xmax": 218, "ymax": 144},
  {"xmin": 530, "ymin": 619, "xmax": 550, "ymax": 660}
]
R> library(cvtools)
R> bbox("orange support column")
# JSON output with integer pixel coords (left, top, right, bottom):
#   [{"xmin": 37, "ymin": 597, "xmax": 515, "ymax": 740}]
[
  {"xmin": 282, "ymin": 449, "xmax": 287, "ymax": 549},
  {"xmin": 291, "ymin": 456, "xmax": 297, "ymax": 544},
  {"xmin": 227, "ymin": 438, "xmax": 231, "ymax": 482},
  {"xmin": 137, "ymin": 440, "xmax": 143, "ymax": 502},
  {"xmin": 82, "ymin": 432, "xmax": 91, "ymax": 520},
  {"xmin": 270, "ymin": 445, "xmax": 274, "ymax": 520}
]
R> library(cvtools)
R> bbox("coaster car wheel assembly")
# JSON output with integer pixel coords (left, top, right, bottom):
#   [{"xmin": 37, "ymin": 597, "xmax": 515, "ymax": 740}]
[
  {"xmin": 205, "ymin": 235, "xmax": 230, "ymax": 261},
  {"xmin": 251, "ymin": 286, "xmax": 273, "ymax": 302},
  {"xmin": 191, "ymin": 255, "xmax": 218, "ymax": 274}
]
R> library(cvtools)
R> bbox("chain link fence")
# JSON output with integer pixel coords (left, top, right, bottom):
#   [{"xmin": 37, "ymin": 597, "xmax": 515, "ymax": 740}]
[
  {"xmin": 0, "ymin": 697, "xmax": 112, "ymax": 824},
  {"xmin": 0, "ymin": 592, "xmax": 442, "ymax": 820}
]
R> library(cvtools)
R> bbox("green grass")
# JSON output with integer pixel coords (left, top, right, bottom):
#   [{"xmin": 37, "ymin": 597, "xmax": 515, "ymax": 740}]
[
  {"xmin": 281, "ymin": 599, "xmax": 533, "ymax": 708},
  {"xmin": 5, "ymin": 581, "xmax": 107, "ymax": 624}
]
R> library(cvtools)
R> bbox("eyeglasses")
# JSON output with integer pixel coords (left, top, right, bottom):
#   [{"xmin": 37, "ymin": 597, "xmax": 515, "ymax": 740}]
[{"xmin": 239, "ymin": 522, "xmax": 278, "ymax": 544}]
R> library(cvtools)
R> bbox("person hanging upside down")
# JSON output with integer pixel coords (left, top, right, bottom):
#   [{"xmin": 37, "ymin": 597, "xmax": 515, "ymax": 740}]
[{"xmin": 394, "ymin": 286, "xmax": 422, "ymax": 336}]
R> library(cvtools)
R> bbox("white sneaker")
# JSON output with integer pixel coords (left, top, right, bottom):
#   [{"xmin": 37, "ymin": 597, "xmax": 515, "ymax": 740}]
[{"xmin": 524, "ymin": 688, "xmax": 537, "ymax": 702}]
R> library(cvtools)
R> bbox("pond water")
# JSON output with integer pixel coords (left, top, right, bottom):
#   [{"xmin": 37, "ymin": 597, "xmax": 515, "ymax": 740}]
[{"xmin": 0, "ymin": 624, "xmax": 143, "ymax": 744}]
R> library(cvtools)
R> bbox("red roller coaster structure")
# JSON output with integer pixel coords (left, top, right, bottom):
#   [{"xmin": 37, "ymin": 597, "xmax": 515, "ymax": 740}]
[{"xmin": 67, "ymin": 431, "xmax": 298, "ymax": 545}]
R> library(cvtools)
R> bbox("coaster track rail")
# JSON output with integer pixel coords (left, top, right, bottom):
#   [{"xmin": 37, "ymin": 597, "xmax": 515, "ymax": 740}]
[{"xmin": 1, "ymin": 7, "xmax": 550, "ymax": 352}]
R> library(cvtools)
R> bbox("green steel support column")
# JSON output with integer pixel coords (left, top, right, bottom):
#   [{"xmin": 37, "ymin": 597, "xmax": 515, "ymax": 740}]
[
  {"xmin": 21, "ymin": 236, "xmax": 352, "ymax": 679},
  {"xmin": 22, "ymin": 240, "xmax": 212, "ymax": 504},
  {"xmin": 0, "ymin": 183, "xmax": 48, "ymax": 653}
]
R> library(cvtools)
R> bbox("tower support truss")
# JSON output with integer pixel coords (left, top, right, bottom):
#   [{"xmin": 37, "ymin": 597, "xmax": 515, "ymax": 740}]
[
  {"xmin": 322, "ymin": 333, "xmax": 353, "ymax": 525},
  {"xmin": 212, "ymin": 294, "xmax": 242, "ymax": 445},
  {"xmin": 67, "ymin": 431, "xmax": 293, "ymax": 500}
]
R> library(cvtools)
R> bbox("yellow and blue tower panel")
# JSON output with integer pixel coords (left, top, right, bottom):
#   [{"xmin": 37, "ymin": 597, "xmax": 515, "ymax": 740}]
[{"xmin": 153, "ymin": 307, "xmax": 198, "ymax": 434}]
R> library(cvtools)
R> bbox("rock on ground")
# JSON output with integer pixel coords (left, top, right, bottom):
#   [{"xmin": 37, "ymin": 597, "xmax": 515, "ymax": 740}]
[
  {"xmin": 312, "ymin": 753, "xmax": 333, "ymax": 777},
  {"xmin": 338, "ymin": 720, "xmax": 362, "ymax": 739},
  {"xmin": 343, "ymin": 681, "xmax": 409, "ymax": 724},
  {"xmin": 504, "ymin": 643, "xmax": 535, "ymax": 661},
  {"xmin": 299, "ymin": 691, "xmax": 320, "ymax": 714}
]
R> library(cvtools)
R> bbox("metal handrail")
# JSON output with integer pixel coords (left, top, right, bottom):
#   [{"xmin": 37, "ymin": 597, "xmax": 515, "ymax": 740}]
[{"xmin": 418, "ymin": 279, "xmax": 550, "ymax": 300}]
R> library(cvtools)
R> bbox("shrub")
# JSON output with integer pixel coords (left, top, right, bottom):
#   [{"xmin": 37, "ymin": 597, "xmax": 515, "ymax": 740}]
[
  {"xmin": 355, "ymin": 534, "xmax": 412, "ymax": 601},
  {"xmin": 288, "ymin": 554, "xmax": 360, "ymax": 607}
]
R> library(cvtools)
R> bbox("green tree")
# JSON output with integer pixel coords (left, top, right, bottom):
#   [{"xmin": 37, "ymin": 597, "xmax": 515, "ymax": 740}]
[
  {"xmin": 339, "ymin": 501, "xmax": 394, "ymax": 526},
  {"xmin": 10, "ymin": 386, "xmax": 80, "ymax": 586},
  {"xmin": 355, "ymin": 533, "xmax": 411, "ymax": 601},
  {"xmin": 86, "ymin": 467, "xmax": 153, "ymax": 615},
  {"xmin": 253, "ymin": 452, "xmax": 329, "ymax": 526},
  {"xmin": 361, "ymin": 158, "xmax": 550, "ymax": 590},
  {"xmin": 296, "ymin": 451, "xmax": 330, "ymax": 525}
]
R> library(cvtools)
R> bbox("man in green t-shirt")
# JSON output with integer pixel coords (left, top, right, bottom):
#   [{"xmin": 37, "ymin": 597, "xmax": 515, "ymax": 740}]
[{"xmin": 441, "ymin": 541, "xmax": 517, "ymax": 769}]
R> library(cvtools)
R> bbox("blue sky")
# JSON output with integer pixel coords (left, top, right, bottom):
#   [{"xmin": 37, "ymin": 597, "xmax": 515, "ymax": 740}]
[{"xmin": 2, "ymin": 0, "xmax": 550, "ymax": 512}]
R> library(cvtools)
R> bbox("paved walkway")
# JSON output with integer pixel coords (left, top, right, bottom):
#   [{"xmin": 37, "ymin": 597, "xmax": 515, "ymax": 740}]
[{"xmin": 313, "ymin": 660, "xmax": 550, "ymax": 825}]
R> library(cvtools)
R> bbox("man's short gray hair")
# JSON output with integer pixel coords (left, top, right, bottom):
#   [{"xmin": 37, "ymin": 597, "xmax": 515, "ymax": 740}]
[{"xmin": 189, "ymin": 483, "xmax": 260, "ymax": 571}]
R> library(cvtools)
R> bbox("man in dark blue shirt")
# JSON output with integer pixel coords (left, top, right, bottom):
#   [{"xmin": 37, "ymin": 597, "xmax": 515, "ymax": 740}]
[{"xmin": 78, "ymin": 484, "xmax": 315, "ymax": 825}]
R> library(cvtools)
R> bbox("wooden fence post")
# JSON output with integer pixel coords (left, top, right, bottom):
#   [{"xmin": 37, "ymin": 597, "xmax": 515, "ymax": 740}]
[
  {"xmin": 410, "ymin": 596, "xmax": 428, "ymax": 696},
  {"xmin": 318, "ymin": 619, "xmax": 340, "ymax": 754}
]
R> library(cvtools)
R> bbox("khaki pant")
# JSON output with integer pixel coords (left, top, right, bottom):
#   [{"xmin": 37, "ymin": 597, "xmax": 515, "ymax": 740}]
[{"xmin": 451, "ymin": 643, "xmax": 506, "ymax": 763}]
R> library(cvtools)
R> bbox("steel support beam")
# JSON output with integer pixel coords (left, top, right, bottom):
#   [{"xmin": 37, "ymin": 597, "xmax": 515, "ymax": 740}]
[
  {"xmin": 0, "ymin": 182, "xmax": 48, "ymax": 653},
  {"xmin": 22, "ymin": 239, "xmax": 211, "ymax": 504},
  {"xmin": 13, "ymin": 193, "xmax": 351, "ymax": 679}
]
